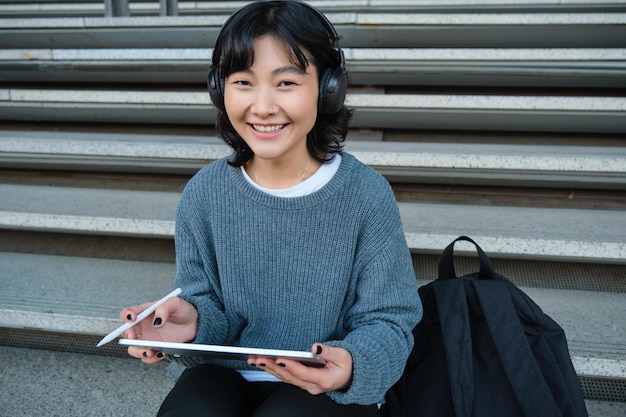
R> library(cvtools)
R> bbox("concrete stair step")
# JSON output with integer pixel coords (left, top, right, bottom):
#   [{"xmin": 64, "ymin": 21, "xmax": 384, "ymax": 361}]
[
  {"xmin": 0, "ymin": 345, "xmax": 173, "ymax": 417},
  {"xmin": 0, "ymin": 182, "xmax": 624, "ymax": 263},
  {"xmin": 3, "ymin": 47, "xmax": 625, "ymax": 88},
  {"xmin": 0, "ymin": 183, "xmax": 178, "ymax": 238},
  {"xmin": 3, "ymin": 0, "xmax": 626, "ymax": 18},
  {"xmin": 1, "ymin": 12, "xmax": 625, "ymax": 48},
  {"xmin": 1, "ymin": 130, "xmax": 625, "ymax": 189},
  {"xmin": 0, "ymin": 2, "xmax": 105, "ymax": 18},
  {"xmin": 0, "ymin": 251, "xmax": 175, "ymax": 335},
  {"xmin": 2, "ymin": 90, "xmax": 625, "ymax": 134}
]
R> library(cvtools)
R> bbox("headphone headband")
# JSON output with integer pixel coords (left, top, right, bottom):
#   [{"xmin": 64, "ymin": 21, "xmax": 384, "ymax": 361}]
[{"xmin": 300, "ymin": 1, "xmax": 345, "ymax": 69}]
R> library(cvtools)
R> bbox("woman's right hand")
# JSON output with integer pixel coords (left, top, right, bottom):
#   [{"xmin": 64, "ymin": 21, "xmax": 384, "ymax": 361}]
[{"xmin": 119, "ymin": 296, "xmax": 198, "ymax": 363}]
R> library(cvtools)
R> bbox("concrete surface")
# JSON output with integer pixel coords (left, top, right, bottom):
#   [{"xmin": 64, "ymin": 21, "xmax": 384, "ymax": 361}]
[
  {"xmin": 0, "ymin": 346, "xmax": 624, "ymax": 417},
  {"xmin": 0, "ymin": 346, "xmax": 173, "ymax": 417}
]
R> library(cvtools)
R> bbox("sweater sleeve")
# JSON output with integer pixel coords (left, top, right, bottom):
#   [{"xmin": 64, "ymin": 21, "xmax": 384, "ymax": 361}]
[
  {"xmin": 326, "ymin": 187, "xmax": 423, "ymax": 405},
  {"xmin": 169, "ymin": 186, "xmax": 230, "ymax": 368}
]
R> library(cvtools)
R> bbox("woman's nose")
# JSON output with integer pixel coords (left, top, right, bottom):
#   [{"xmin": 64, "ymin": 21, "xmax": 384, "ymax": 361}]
[{"xmin": 251, "ymin": 88, "xmax": 276, "ymax": 117}]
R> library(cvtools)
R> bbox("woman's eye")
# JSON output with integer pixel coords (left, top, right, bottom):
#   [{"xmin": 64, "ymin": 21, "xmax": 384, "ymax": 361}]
[{"xmin": 279, "ymin": 81, "xmax": 297, "ymax": 87}]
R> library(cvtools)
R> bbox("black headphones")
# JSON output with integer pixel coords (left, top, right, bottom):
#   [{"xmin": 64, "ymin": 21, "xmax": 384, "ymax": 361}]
[{"xmin": 207, "ymin": 2, "xmax": 347, "ymax": 115}]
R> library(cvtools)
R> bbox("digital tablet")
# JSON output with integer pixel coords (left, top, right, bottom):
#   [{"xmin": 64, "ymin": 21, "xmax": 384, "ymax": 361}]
[{"xmin": 119, "ymin": 339, "xmax": 326, "ymax": 367}]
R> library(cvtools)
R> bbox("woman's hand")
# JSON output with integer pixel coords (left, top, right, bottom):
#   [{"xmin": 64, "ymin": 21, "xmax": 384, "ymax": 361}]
[
  {"xmin": 119, "ymin": 297, "xmax": 198, "ymax": 364},
  {"xmin": 247, "ymin": 344, "xmax": 353, "ymax": 395}
]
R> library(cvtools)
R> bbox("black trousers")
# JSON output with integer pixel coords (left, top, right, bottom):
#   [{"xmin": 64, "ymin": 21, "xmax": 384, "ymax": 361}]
[{"xmin": 157, "ymin": 364, "xmax": 380, "ymax": 417}]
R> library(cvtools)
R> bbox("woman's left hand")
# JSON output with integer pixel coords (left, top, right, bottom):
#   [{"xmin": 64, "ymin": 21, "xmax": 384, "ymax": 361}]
[{"xmin": 247, "ymin": 343, "xmax": 352, "ymax": 395}]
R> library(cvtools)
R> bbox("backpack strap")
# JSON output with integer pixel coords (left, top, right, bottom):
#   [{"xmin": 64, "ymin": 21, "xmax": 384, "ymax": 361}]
[
  {"xmin": 474, "ymin": 280, "xmax": 563, "ymax": 417},
  {"xmin": 438, "ymin": 236, "xmax": 495, "ymax": 281},
  {"xmin": 434, "ymin": 236, "xmax": 491, "ymax": 417},
  {"xmin": 434, "ymin": 279, "xmax": 474, "ymax": 417}
]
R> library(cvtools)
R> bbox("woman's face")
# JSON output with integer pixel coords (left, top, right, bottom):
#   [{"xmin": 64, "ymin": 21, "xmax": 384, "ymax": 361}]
[{"xmin": 223, "ymin": 35, "xmax": 319, "ymax": 165}]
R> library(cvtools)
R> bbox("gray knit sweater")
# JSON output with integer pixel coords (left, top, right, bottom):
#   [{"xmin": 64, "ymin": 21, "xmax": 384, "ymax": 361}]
[{"xmin": 173, "ymin": 152, "xmax": 422, "ymax": 405}]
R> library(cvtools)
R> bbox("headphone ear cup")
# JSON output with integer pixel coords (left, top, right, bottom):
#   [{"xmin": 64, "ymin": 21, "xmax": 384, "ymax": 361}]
[
  {"xmin": 318, "ymin": 66, "xmax": 347, "ymax": 115},
  {"xmin": 207, "ymin": 66, "xmax": 226, "ymax": 112}
]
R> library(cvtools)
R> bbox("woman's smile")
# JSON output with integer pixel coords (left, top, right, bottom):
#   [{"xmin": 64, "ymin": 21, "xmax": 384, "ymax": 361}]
[{"xmin": 250, "ymin": 123, "xmax": 287, "ymax": 134}]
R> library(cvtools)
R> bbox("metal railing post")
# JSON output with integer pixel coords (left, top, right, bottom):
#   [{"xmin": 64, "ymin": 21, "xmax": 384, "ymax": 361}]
[
  {"xmin": 104, "ymin": 0, "xmax": 130, "ymax": 17},
  {"xmin": 160, "ymin": 0, "xmax": 178, "ymax": 16}
]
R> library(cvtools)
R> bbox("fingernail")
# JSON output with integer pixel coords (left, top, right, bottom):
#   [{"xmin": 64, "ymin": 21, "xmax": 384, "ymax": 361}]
[
  {"xmin": 259, "ymin": 363, "xmax": 266, "ymax": 367},
  {"xmin": 142, "ymin": 351, "xmax": 148, "ymax": 357},
  {"xmin": 316, "ymin": 345, "xmax": 323, "ymax": 355},
  {"xmin": 153, "ymin": 317, "xmax": 162, "ymax": 326},
  {"xmin": 278, "ymin": 363, "xmax": 286, "ymax": 368},
  {"xmin": 157, "ymin": 352, "xmax": 164, "ymax": 358},
  {"xmin": 126, "ymin": 314, "xmax": 133, "ymax": 321}
]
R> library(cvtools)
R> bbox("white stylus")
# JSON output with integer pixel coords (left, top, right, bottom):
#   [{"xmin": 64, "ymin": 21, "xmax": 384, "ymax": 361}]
[{"xmin": 96, "ymin": 288, "xmax": 182, "ymax": 347}]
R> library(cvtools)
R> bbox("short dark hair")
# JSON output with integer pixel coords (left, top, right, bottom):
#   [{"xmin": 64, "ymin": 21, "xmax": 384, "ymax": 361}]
[{"xmin": 211, "ymin": 0, "xmax": 352, "ymax": 167}]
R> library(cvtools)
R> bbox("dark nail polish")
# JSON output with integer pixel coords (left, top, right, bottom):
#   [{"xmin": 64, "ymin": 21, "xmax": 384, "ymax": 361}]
[
  {"xmin": 142, "ymin": 351, "xmax": 148, "ymax": 357},
  {"xmin": 153, "ymin": 317, "xmax": 162, "ymax": 326},
  {"xmin": 278, "ymin": 363, "xmax": 286, "ymax": 368},
  {"xmin": 316, "ymin": 345, "xmax": 323, "ymax": 355},
  {"xmin": 127, "ymin": 314, "xmax": 132, "ymax": 321},
  {"xmin": 259, "ymin": 363, "xmax": 266, "ymax": 367},
  {"xmin": 157, "ymin": 352, "xmax": 164, "ymax": 358}
]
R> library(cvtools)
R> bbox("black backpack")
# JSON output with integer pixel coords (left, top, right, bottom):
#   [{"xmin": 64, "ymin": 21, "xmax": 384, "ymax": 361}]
[{"xmin": 381, "ymin": 236, "xmax": 588, "ymax": 417}]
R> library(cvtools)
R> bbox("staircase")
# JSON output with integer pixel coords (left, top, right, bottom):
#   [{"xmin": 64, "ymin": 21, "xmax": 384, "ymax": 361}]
[{"xmin": 0, "ymin": 1, "xmax": 625, "ymax": 416}]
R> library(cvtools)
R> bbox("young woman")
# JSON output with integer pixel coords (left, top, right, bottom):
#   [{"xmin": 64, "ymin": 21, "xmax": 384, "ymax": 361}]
[{"xmin": 120, "ymin": 2, "xmax": 422, "ymax": 416}]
